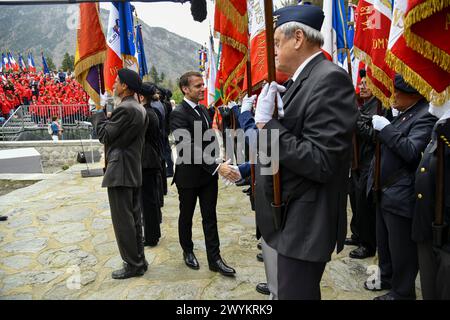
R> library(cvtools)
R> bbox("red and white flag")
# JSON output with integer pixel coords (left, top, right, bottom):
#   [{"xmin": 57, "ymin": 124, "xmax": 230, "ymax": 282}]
[
  {"xmin": 386, "ymin": 0, "xmax": 450, "ymax": 106},
  {"xmin": 243, "ymin": 0, "xmax": 268, "ymax": 92},
  {"xmin": 104, "ymin": 3, "xmax": 123, "ymax": 94}
]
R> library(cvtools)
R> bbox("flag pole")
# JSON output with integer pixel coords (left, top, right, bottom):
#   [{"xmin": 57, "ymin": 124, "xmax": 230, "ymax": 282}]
[{"xmin": 263, "ymin": 0, "xmax": 283, "ymax": 230}]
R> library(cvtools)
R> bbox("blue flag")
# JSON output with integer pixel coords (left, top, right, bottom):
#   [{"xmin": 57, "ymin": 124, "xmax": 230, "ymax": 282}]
[
  {"xmin": 136, "ymin": 24, "xmax": 148, "ymax": 79},
  {"xmin": 332, "ymin": 0, "xmax": 348, "ymax": 65},
  {"xmin": 42, "ymin": 53, "xmax": 50, "ymax": 74},
  {"xmin": 114, "ymin": 1, "xmax": 138, "ymax": 71}
]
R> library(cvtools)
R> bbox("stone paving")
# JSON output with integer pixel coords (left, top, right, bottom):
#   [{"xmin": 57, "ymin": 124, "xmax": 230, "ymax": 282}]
[{"xmin": 0, "ymin": 163, "xmax": 421, "ymax": 300}]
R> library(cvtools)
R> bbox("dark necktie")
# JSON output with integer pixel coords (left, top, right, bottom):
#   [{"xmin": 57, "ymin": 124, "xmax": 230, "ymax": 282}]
[
  {"xmin": 195, "ymin": 105, "xmax": 209, "ymax": 128},
  {"xmin": 281, "ymin": 79, "xmax": 294, "ymax": 98}
]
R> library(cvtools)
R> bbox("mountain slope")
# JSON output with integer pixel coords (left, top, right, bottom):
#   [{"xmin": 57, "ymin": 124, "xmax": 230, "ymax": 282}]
[{"xmin": 0, "ymin": 4, "xmax": 200, "ymax": 81}]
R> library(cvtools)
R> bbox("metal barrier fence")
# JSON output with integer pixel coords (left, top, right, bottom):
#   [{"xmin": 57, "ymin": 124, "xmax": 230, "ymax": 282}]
[{"xmin": 1, "ymin": 104, "xmax": 92, "ymax": 141}]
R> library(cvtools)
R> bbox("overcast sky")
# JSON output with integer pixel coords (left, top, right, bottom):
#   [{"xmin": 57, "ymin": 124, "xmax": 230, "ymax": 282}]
[{"xmin": 100, "ymin": 0, "xmax": 285, "ymax": 46}]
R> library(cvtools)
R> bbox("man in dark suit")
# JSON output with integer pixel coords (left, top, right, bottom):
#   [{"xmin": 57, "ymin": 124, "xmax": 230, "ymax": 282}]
[
  {"xmin": 252, "ymin": 5, "xmax": 358, "ymax": 299},
  {"xmin": 170, "ymin": 71, "xmax": 240, "ymax": 276},
  {"xmin": 347, "ymin": 70, "xmax": 379, "ymax": 259},
  {"xmin": 139, "ymin": 82, "xmax": 164, "ymax": 247},
  {"xmin": 412, "ymin": 101, "xmax": 450, "ymax": 300},
  {"xmin": 366, "ymin": 74, "xmax": 437, "ymax": 300},
  {"xmin": 91, "ymin": 69, "xmax": 148, "ymax": 279}
]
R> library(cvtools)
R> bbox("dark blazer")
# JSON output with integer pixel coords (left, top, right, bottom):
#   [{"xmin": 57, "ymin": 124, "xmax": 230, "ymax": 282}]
[
  {"xmin": 412, "ymin": 117, "xmax": 450, "ymax": 243},
  {"xmin": 367, "ymin": 99, "xmax": 437, "ymax": 218},
  {"xmin": 255, "ymin": 53, "xmax": 358, "ymax": 262},
  {"xmin": 91, "ymin": 96, "xmax": 148, "ymax": 188},
  {"xmin": 169, "ymin": 100, "xmax": 219, "ymax": 189},
  {"xmin": 142, "ymin": 104, "xmax": 162, "ymax": 170}
]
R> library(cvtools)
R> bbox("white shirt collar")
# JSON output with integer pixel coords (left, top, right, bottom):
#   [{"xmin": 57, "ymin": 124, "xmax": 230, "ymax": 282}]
[
  {"xmin": 291, "ymin": 51, "xmax": 322, "ymax": 82},
  {"xmin": 183, "ymin": 97, "xmax": 197, "ymax": 109}
]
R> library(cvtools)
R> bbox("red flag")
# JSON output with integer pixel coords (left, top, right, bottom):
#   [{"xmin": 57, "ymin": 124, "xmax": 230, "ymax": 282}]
[
  {"xmin": 214, "ymin": 0, "xmax": 248, "ymax": 103},
  {"xmin": 354, "ymin": 0, "xmax": 395, "ymax": 107},
  {"xmin": 386, "ymin": 0, "xmax": 450, "ymax": 106},
  {"xmin": 404, "ymin": 0, "xmax": 450, "ymax": 73}
]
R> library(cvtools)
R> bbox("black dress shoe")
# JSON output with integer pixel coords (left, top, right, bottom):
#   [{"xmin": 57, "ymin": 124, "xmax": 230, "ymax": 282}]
[
  {"xmin": 257, "ymin": 242, "xmax": 262, "ymax": 251},
  {"xmin": 209, "ymin": 257, "xmax": 236, "ymax": 276},
  {"xmin": 349, "ymin": 246, "xmax": 375, "ymax": 259},
  {"xmin": 344, "ymin": 237, "xmax": 360, "ymax": 246},
  {"xmin": 373, "ymin": 292, "xmax": 396, "ymax": 300},
  {"xmin": 144, "ymin": 240, "xmax": 159, "ymax": 247},
  {"xmin": 0, "ymin": 216, "xmax": 8, "ymax": 221},
  {"xmin": 256, "ymin": 282, "xmax": 270, "ymax": 295},
  {"xmin": 112, "ymin": 263, "xmax": 146, "ymax": 280},
  {"xmin": 183, "ymin": 252, "xmax": 200, "ymax": 270},
  {"xmin": 256, "ymin": 253, "xmax": 264, "ymax": 262},
  {"xmin": 363, "ymin": 280, "xmax": 392, "ymax": 291}
]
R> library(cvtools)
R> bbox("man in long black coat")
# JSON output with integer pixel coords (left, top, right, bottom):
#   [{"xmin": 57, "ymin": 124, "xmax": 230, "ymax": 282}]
[
  {"xmin": 91, "ymin": 69, "xmax": 148, "ymax": 279},
  {"xmin": 253, "ymin": 5, "xmax": 358, "ymax": 299}
]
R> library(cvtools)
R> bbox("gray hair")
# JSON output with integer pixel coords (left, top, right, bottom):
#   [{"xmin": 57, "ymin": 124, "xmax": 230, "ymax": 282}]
[{"xmin": 278, "ymin": 21, "xmax": 324, "ymax": 47}]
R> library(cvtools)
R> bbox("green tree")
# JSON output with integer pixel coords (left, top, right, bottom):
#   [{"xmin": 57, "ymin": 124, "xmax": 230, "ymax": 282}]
[
  {"xmin": 171, "ymin": 86, "xmax": 184, "ymax": 104},
  {"xmin": 46, "ymin": 55, "xmax": 56, "ymax": 71},
  {"xmin": 61, "ymin": 52, "xmax": 75, "ymax": 72},
  {"xmin": 150, "ymin": 65, "xmax": 160, "ymax": 85},
  {"xmin": 159, "ymin": 71, "xmax": 166, "ymax": 84}
]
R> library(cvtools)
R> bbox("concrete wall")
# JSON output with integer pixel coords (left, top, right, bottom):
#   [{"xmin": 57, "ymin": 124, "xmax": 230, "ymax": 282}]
[{"xmin": 0, "ymin": 140, "xmax": 103, "ymax": 168}]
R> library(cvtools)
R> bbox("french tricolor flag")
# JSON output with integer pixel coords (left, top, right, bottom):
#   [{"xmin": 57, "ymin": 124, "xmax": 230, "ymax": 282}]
[
  {"xmin": 321, "ymin": 0, "xmax": 348, "ymax": 65},
  {"xmin": 18, "ymin": 53, "xmax": 27, "ymax": 71},
  {"xmin": 28, "ymin": 52, "xmax": 36, "ymax": 73},
  {"xmin": 8, "ymin": 52, "xmax": 20, "ymax": 72}
]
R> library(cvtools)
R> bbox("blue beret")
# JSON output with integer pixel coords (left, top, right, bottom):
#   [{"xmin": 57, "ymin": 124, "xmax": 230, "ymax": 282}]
[
  {"xmin": 118, "ymin": 68, "xmax": 142, "ymax": 93},
  {"xmin": 394, "ymin": 74, "xmax": 419, "ymax": 95},
  {"xmin": 273, "ymin": 5, "xmax": 324, "ymax": 31}
]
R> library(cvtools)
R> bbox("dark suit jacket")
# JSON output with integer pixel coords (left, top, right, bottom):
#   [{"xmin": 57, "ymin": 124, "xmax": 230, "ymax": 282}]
[
  {"xmin": 142, "ymin": 104, "xmax": 162, "ymax": 171},
  {"xmin": 169, "ymin": 100, "xmax": 219, "ymax": 189},
  {"xmin": 367, "ymin": 99, "xmax": 437, "ymax": 219},
  {"xmin": 91, "ymin": 96, "xmax": 148, "ymax": 188},
  {"xmin": 412, "ymin": 117, "xmax": 450, "ymax": 246},
  {"xmin": 256, "ymin": 53, "xmax": 358, "ymax": 262}
]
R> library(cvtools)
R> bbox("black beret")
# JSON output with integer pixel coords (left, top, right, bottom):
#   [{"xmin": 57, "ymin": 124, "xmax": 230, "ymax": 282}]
[
  {"xmin": 394, "ymin": 74, "xmax": 419, "ymax": 94},
  {"xmin": 118, "ymin": 68, "xmax": 142, "ymax": 93},
  {"xmin": 273, "ymin": 4, "xmax": 324, "ymax": 31},
  {"xmin": 359, "ymin": 69, "xmax": 366, "ymax": 78},
  {"xmin": 140, "ymin": 82, "xmax": 157, "ymax": 97}
]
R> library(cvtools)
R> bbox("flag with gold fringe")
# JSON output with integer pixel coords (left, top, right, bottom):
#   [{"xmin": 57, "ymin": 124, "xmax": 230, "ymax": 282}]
[
  {"xmin": 74, "ymin": 2, "xmax": 107, "ymax": 106},
  {"xmin": 386, "ymin": 0, "xmax": 450, "ymax": 106},
  {"xmin": 354, "ymin": 0, "xmax": 395, "ymax": 107},
  {"xmin": 214, "ymin": 0, "xmax": 248, "ymax": 104}
]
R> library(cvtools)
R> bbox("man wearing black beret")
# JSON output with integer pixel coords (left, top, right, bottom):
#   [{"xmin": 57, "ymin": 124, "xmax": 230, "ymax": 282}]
[
  {"xmin": 366, "ymin": 74, "xmax": 437, "ymax": 299},
  {"xmin": 252, "ymin": 4, "xmax": 358, "ymax": 299},
  {"xmin": 91, "ymin": 68, "xmax": 149, "ymax": 279}
]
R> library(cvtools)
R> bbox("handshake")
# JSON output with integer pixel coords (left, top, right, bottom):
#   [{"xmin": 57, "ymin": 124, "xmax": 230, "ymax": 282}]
[{"xmin": 217, "ymin": 159, "xmax": 242, "ymax": 186}]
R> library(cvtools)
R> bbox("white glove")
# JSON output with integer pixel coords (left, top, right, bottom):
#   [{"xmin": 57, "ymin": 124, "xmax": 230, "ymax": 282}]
[
  {"xmin": 241, "ymin": 94, "xmax": 257, "ymax": 113},
  {"xmin": 391, "ymin": 108, "xmax": 399, "ymax": 117},
  {"xmin": 372, "ymin": 115, "xmax": 390, "ymax": 131},
  {"xmin": 227, "ymin": 101, "xmax": 237, "ymax": 109},
  {"xmin": 254, "ymin": 82, "xmax": 286, "ymax": 124},
  {"xmin": 429, "ymin": 100, "xmax": 450, "ymax": 119}
]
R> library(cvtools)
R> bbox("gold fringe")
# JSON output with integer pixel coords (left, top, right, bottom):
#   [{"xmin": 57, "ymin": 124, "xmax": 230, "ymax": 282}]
[
  {"xmin": 220, "ymin": 35, "xmax": 248, "ymax": 54},
  {"xmin": 404, "ymin": 0, "xmax": 450, "ymax": 26},
  {"xmin": 354, "ymin": 46, "xmax": 394, "ymax": 104},
  {"xmin": 215, "ymin": 0, "xmax": 248, "ymax": 35},
  {"xmin": 74, "ymin": 50, "xmax": 105, "ymax": 78},
  {"xmin": 403, "ymin": 21, "xmax": 450, "ymax": 73},
  {"xmin": 386, "ymin": 50, "xmax": 450, "ymax": 106},
  {"xmin": 365, "ymin": 76, "xmax": 391, "ymax": 109},
  {"xmin": 222, "ymin": 56, "xmax": 247, "ymax": 104}
]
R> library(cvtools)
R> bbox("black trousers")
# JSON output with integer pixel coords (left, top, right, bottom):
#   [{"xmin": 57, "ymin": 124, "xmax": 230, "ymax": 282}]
[
  {"xmin": 348, "ymin": 174, "xmax": 359, "ymax": 242},
  {"xmin": 277, "ymin": 253, "xmax": 326, "ymax": 300},
  {"xmin": 177, "ymin": 179, "xmax": 220, "ymax": 263},
  {"xmin": 377, "ymin": 206, "xmax": 418, "ymax": 299},
  {"xmin": 163, "ymin": 138, "xmax": 174, "ymax": 176},
  {"xmin": 354, "ymin": 171, "xmax": 376, "ymax": 251},
  {"xmin": 141, "ymin": 169, "xmax": 162, "ymax": 244},
  {"xmin": 107, "ymin": 186, "xmax": 145, "ymax": 268},
  {"xmin": 418, "ymin": 242, "xmax": 450, "ymax": 300}
]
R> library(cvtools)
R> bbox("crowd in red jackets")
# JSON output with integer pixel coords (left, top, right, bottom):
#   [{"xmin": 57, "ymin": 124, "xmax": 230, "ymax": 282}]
[{"xmin": 0, "ymin": 71, "xmax": 89, "ymax": 121}]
